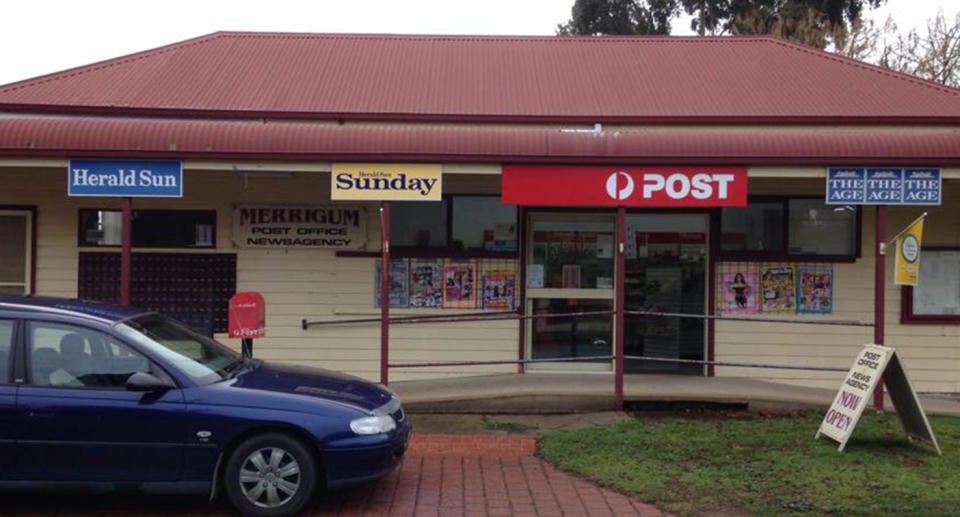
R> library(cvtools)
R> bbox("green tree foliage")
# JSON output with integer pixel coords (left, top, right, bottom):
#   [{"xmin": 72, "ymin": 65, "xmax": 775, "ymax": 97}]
[{"xmin": 557, "ymin": 0, "xmax": 887, "ymax": 49}]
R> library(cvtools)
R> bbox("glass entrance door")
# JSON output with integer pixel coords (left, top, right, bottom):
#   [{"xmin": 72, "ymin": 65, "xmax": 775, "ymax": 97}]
[
  {"xmin": 525, "ymin": 214, "xmax": 615, "ymax": 370},
  {"xmin": 624, "ymin": 214, "xmax": 708, "ymax": 374}
]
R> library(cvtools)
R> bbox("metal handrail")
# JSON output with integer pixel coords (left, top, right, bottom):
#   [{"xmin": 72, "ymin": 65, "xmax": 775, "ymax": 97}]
[{"xmin": 302, "ymin": 309, "xmax": 615, "ymax": 329}]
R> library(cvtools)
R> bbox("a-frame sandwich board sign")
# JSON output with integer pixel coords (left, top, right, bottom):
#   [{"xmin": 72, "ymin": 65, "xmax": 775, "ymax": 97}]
[{"xmin": 816, "ymin": 344, "xmax": 941, "ymax": 455}]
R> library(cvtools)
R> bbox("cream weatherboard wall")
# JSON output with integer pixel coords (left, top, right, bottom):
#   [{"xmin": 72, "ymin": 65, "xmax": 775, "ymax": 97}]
[
  {"xmin": 0, "ymin": 166, "xmax": 517, "ymax": 382},
  {"xmin": 714, "ymin": 178, "xmax": 960, "ymax": 393}
]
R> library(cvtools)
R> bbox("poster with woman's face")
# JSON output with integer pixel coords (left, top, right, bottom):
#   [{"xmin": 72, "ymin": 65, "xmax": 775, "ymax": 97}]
[
  {"xmin": 797, "ymin": 266, "xmax": 834, "ymax": 313},
  {"xmin": 443, "ymin": 260, "xmax": 477, "ymax": 309},
  {"xmin": 760, "ymin": 265, "xmax": 796, "ymax": 312},
  {"xmin": 721, "ymin": 269, "xmax": 758, "ymax": 314}
]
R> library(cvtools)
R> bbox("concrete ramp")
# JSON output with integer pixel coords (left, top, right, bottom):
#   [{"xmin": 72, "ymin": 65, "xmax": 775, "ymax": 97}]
[{"xmin": 391, "ymin": 373, "xmax": 960, "ymax": 416}]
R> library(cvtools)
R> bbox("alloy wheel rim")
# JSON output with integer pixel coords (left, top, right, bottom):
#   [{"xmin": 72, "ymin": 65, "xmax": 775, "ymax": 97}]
[{"xmin": 239, "ymin": 446, "xmax": 301, "ymax": 508}]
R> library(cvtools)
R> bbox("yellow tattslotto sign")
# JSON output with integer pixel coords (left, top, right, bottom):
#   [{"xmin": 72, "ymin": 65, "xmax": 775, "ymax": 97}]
[
  {"xmin": 894, "ymin": 216, "xmax": 924, "ymax": 286},
  {"xmin": 331, "ymin": 163, "xmax": 441, "ymax": 201}
]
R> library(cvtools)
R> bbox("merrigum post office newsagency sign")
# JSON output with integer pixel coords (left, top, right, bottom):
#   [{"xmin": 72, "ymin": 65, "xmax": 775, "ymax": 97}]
[
  {"xmin": 501, "ymin": 166, "xmax": 748, "ymax": 206},
  {"xmin": 68, "ymin": 159, "xmax": 183, "ymax": 197},
  {"xmin": 826, "ymin": 167, "xmax": 941, "ymax": 205},
  {"xmin": 233, "ymin": 205, "xmax": 367, "ymax": 250},
  {"xmin": 331, "ymin": 163, "xmax": 442, "ymax": 201}
]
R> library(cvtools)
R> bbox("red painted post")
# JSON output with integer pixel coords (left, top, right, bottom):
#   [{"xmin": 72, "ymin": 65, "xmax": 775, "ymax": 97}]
[
  {"xmin": 120, "ymin": 197, "xmax": 132, "ymax": 306},
  {"xmin": 874, "ymin": 205, "xmax": 886, "ymax": 411},
  {"xmin": 615, "ymin": 206, "xmax": 626, "ymax": 411},
  {"xmin": 380, "ymin": 201, "xmax": 391, "ymax": 386}
]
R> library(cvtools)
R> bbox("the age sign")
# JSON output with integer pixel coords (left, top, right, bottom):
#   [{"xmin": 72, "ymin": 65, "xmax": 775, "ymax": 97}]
[{"xmin": 502, "ymin": 165, "xmax": 748, "ymax": 207}]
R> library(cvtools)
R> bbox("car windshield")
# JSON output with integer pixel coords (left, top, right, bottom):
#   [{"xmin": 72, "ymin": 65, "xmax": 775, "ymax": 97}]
[{"xmin": 114, "ymin": 313, "xmax": 243, "ymax": 386}]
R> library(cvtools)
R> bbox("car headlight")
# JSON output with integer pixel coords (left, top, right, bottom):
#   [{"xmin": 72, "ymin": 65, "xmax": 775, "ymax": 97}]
[{"xmin": 350, "ymin": 414, "xmax": 397, "ymax": 435}]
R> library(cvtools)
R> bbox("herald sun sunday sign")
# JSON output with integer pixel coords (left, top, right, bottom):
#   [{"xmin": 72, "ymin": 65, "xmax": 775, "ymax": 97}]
[
  {"xmin": 501, "ymin": 166, "xmax": 748, "ymax": 206},
  {"xmin": 331, "ymin": 163, "xmax": 442, "ymax": 201}
]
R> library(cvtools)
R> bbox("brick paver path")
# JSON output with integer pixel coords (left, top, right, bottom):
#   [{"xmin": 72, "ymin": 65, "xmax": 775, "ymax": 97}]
[{"xmin": 315, "ymin": 434, "xmax": 670, "ymax": 516}]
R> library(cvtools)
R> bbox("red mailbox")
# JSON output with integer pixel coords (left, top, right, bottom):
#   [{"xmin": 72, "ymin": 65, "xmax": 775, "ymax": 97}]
[{"xmin": 229, "ymin": 292, "xmax": 266, "ymax": 339}]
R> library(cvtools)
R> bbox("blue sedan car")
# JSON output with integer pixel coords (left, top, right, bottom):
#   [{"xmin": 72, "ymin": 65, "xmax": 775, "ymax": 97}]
[{"xmin": 0, "ymin": 295, "xmax": 410, "ymax": 517}]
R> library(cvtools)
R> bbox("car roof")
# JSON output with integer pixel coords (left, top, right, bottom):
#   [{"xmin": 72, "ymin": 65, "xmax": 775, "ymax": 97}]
[{"xmin": 0, "ymin": 294, "xmax": 149, "ymax": 323}]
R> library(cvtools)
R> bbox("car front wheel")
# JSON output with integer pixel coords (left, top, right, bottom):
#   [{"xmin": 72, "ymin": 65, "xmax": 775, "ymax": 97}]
[{"xmin": 224, "ymin": 432, "xmax": 318, "ymax": 517}]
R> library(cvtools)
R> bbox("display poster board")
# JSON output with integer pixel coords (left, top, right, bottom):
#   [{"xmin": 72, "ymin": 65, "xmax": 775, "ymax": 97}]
[
  {"xmin": 721, "ymin": 269, "xmax": 759, "ymax": 314},
  {"xmin": 797, "ymin": 266, "xmax": 834, "ymax": 313},
  {"xmin": 331, "ymin": 163, "xmax": 441, "ymax": 201},
  {"xmin": 375, "ymin": 259, "xmax": 409, "ymax": 308},
  {"xmin": 409, "ymin": 259, "xmax": 443, "ymax": 308},
  {"xmin": 817, "ymin": 344, "xmax": 941, "ymax": 454},
  {"xmin": 233, "ymin": 205, "xmax": 367, "ymax": 250},
  {"xmin": 760, "ymin": 265, "xmax": 795, "ymax": 312}
]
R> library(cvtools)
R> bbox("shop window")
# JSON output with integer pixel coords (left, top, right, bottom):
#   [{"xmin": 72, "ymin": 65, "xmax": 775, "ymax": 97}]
[
  {"xmin": 451, "ymin": 197, "xmax": 517, "ymax": 251},
  {"xmin": 902, "ymin": 249, "xmax": 960, "ymax": 323},
  {"xmin": 79, "ymin": 209, "xmax": 216, "ymax": 248},
  {"xmin": 78, "ymin": 252, "xmax": 236, "ymax": 335},
  {"xmin": 720, "ymin": 198, "xmax": 859, "ymax": 261},
  {"xmin": 389, "ymin": 200, "xmax": 447, "ymax": 247},
  {"xmin": 390, "ymin": 196, "xmax": 517, "ymax": 255}
]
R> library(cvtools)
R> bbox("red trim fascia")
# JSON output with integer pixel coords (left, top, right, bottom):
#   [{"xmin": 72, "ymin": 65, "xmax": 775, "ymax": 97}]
[
  {"xmin": 0, "ymin": 205, "xmax": 37, "ymax": 295},
  {"xmin": 0, "ymin": 149, "xmax": 958, "ymax": 166},
  {"xmin": 3, "ymin": 103, "xmax": 960, "ymax": 126}
]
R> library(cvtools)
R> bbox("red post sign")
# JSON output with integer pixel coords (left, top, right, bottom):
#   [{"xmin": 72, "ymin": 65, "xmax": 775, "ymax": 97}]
[
  {"xmin": 502, "ymin": 165, "xmax": 748, "ymax": 207},
  {"xmin": 229, "ymin": 292, "xmax": 266, "ymax": 339}
]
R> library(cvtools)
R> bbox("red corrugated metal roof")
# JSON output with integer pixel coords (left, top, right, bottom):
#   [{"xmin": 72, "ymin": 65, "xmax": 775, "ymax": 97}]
[
  {"xmin": 0, "ymin": 116, "xmax": 957, "ymax": 164},
  {"xmin": 1, "ymin": 32, "xmax": 959, "ymax": 123}
]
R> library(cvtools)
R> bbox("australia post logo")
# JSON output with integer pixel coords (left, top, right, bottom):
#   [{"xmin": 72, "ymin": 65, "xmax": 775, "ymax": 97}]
[{"xmin": 502, "ymin": 166, "xmax": 748, "ymax": 207}]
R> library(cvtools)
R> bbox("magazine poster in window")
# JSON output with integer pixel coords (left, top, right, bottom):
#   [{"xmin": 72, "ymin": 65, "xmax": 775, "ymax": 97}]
[
  {"xmin": 443, "ymin": 260, "xmax": 477, "ymax": 309},
  {"xmin": 375, "ymin": 259, "xmax": 409, "ymax": 308},
  {"xmin": 562, "ymin": 265, "xmax": 581, "ymax": 289},
  {"xmin": 409, "ymin": 259, "xmax": 443, "ymax": 308},
  {"xmin": 797, "ymin": 266, "xmax": 834, "ymax": 313},
  {"xmin": 760, "ymin": 264, "xmax": 796, "ymax": 312},
  {"xmin": 721, "ymin": 268, "xmax": 759, "ymax": 314},
  {"xmin": 481, "ymin": 261, "xmax": 517, "ymax": 310}
]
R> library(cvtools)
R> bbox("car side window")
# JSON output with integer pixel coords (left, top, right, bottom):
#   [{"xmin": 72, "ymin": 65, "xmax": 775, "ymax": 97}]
[
  {"xmin": 27, "ymin": 321, "xmax": 150, "ymax": 389},
  {"xmin": 0, "ymin": 320, "xmax": 13, "ymax": 384}
]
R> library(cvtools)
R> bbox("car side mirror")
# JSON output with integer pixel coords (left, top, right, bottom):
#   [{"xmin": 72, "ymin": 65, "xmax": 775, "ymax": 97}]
[{"xmin": 126, "ymin": 372, "xmax": 173, "ymax": 392}]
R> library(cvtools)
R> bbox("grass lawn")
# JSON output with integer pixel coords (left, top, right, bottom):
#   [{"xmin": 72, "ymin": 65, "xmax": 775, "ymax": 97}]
[{"xmin": 538, "ymin": 411, "xmax": 959, "ymax": 516}]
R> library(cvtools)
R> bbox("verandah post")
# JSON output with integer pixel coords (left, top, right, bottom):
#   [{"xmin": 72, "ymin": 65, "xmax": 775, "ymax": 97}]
[
  {"xmin": 874, "ymin": 205, "xmax": 886, "ymax": 411},
  {"xmin": 380, "ymin": 201, "xmax": 391, "ymax": 386},
  {"xmin": 615, "ymin": 206, "xmax": 626, "ymax": 411},
  {"xmin": 120, "ymin": 197, "xmax": 132, "ymax": 306}
]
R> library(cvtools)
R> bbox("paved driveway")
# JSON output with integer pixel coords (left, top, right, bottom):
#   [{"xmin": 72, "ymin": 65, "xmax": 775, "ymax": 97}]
[{"xmin": 5, "ymin": 434, "xmax": 668, "ymax": 516}]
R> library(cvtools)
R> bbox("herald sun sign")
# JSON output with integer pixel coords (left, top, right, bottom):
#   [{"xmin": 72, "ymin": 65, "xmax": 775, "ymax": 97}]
[{"xmin": 501, "ymin": 166, "xmax": 748, "ymax": 207}]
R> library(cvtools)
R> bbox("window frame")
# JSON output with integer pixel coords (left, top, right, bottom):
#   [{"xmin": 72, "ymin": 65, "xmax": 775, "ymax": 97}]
[
  {"xmin": 339, "ymin": 194, "xmax": 520, "ymax": 259},
  {"xmin": 0, "ymin": 206, "xmax": 37, "ymax": 295},
  {"xmin": 717, "ymin": 195, "xmax": 861, "ymax": 263},
  {"xmin": 77, "ymin": 208, "xmax": 218, "ymax": 249},
  {"xmin": 901, "ymin": 246, "xmax": 960, "ymax": 324},
  {"xmin": 22, "ymin": 320, "xmax": 176, "ymax": 391}
]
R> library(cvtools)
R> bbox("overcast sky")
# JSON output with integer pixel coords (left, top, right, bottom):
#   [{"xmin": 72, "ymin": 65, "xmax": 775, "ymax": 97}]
[{"xmin": 0, "ymin": 0, "xmax": 953, "ymax": 85}]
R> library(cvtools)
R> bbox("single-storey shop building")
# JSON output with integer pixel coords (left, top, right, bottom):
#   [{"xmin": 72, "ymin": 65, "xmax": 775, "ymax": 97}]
[{"xmin": 1, "ymin": 33, "xmax": 959, "ymax": 391}]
